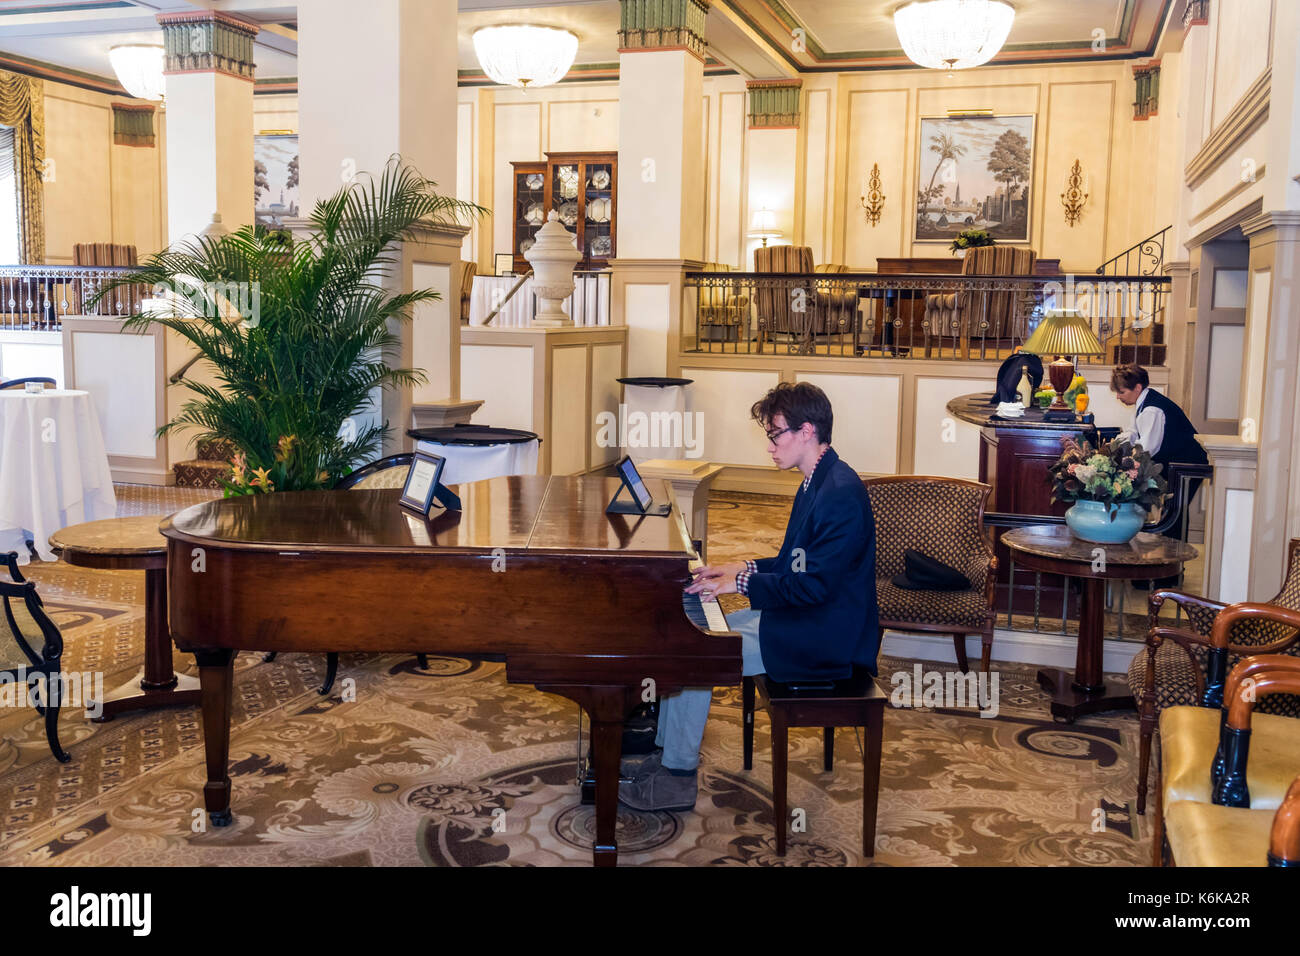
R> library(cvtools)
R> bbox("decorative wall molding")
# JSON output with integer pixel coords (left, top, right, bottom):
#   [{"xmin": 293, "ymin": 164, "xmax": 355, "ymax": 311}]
[
  {"xmin": 1132, "ymin": 59, "xmax": 1160, "ymax": 120},
  {"xmin": 618, "ymin": 0, "xmax": 710, "ymax": 60},
  {"xmin": 746, "ymin": 78, "xmax": 801, "ymax": 128},
  {"xmin": 1185, "ymin": 67, "xmax": 1270, "ymax": 188},
  {"xmin": 111, "ymin": 101, "xmax": 155, "ymax": 147},
  {"xmin": 156, "ymin": 11, "xmax": 259, "ymax": 80}
]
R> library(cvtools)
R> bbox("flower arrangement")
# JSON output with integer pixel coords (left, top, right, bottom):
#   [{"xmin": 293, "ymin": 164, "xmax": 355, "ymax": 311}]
[
  {"xmin": 1048, "ymin": 435, "xmax": 1167, "ymax": 513},
  {"xmin": 950, "ymin": 229, "xmax": 994, "ymax": 254},
  {"xmin": 224, "ymin": 435, "xmax": 329, "ymax": 497}
]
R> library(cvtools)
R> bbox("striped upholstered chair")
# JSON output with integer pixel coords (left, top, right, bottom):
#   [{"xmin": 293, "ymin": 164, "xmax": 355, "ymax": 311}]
[
  {"xmin": 697, "ymin": 262, "xmax": 750, "ymax": 342},
  {"xmin": 1130, "ymin": 537, "xmax": 1300, "ymax": 814},
  {"xmin": 923, "ymin": 246, "xmax": 1037, "ymax": 358},
  {"xmin": 863, "ymin": 476, "xmax": 998, "ymax": 674},
  {"xmin": 753, "ymin": 244, "xmax": 815, "ymax": 352}
]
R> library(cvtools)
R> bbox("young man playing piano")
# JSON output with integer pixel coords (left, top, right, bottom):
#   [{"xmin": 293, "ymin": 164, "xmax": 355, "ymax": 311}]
[{"xmin": 619, "ymin": 382, "xmax": 880, "ymax": 812}]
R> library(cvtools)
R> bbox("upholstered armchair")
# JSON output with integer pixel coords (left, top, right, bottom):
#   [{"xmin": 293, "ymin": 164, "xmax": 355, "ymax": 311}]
[
  {"xmin": 923, "ymin": 246, "xmax": 1037, "ymax": 358},
  {"xmin": 813, "ymin": 263, "xmax": 860, "ymax": 340},
  {"xmin": 696, "ymin": 262, "xmax": 750, "ymax": 341},
  {"xmin": 863, "ymin": 476, "xmax": 998, "ymax": 674},
  {"xmin": 1130, "ymin": 537, "xmax": 1300, "ymax": 814},
  {"xmin": 62, "ymin": 242, "xmax": 143, "ymax": 317},
  {"xmin": 753, "ymin": 244, "xmax": 816, "ymax": 352},
  {"xmin": 1158, "ymin": 651, "xmax": 1300, "ymax": 866},
  {"xmin": 456, "ymin": 260, "xmax": 477, "ymax": 324}
]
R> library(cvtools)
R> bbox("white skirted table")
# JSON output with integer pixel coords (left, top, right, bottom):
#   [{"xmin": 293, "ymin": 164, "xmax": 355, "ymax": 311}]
[
  {"xmin": 618, "ymin": 377, "xmax": 694, "ymax": 464},
  {"xmin": 0, "ymin": 388, "xmax": 116, "ymax": 564},
  {"xmin": 407, "ymin": 425, "xmax": 541, "ymax": 485}
]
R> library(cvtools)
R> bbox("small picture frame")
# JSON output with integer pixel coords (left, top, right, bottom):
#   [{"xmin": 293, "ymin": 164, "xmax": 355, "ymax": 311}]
[
  {"xmin": 399, "ymin": 451, "xmax": 447, "ymax": 516},
  {"xmin": 494, "ymin": 253, "xmax": 515, "ymax": 277}
]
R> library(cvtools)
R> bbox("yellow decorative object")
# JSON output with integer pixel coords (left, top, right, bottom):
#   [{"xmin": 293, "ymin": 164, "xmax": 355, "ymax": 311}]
[{"xmin": 1076, "ymin": 393, "xmax": 1090, "ymax": 413}]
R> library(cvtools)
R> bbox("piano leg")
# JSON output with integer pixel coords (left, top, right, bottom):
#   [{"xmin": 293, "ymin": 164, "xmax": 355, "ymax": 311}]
[
  {"xmin": 196, "ymin": 648, "xmax": 236, "ymax": 827},
  {"xmin": 536, "ymin": 684, "xmax": 629, "ymax": 868}
]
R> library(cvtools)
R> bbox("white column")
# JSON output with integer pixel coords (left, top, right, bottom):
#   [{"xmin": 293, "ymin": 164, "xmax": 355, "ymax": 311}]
[
  {"xmin": 297, "ymin": 0, "xmax": 468, "ymax": 452},
  {"xmin": 157, "ymin": 12, "xmax": 258, "ymax": 243}
]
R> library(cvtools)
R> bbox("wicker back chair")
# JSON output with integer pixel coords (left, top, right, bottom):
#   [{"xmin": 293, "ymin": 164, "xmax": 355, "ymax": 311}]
[
  {"xmin": 863, "ymin": 476, "xmax": 998, "ymax": 673},
  {"xmin": 1130, "ymin": 537, "xmax": 1300, "ymax": 814}
]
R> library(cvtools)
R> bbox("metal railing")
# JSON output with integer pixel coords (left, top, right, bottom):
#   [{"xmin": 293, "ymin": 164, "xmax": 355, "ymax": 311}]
[
  {"xmin": 683, "ymin": 270, "xmax": 1170, "ymax": 365},
  {"xmin": 1097, "ymin": 226, "xmax": 1170, "ymax": 278},
  {"xmin": 0, "ymin": 265, "xmax": 148, "ymax": 331}
]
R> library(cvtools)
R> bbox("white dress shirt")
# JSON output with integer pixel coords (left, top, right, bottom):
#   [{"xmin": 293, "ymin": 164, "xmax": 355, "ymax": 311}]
[{"xmin": 1124, "ymin": 387, "xmax": 1166, "ymax": 456}]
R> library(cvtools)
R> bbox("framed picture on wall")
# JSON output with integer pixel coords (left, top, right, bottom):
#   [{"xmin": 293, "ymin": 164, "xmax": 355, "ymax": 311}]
[
  {"xmin": 254, "ymin": 133, "xmax": 300, "ymax": 228},
  {"xmin": 914, "ymin": 114, "xmax": 1035, "ymax": 244}
]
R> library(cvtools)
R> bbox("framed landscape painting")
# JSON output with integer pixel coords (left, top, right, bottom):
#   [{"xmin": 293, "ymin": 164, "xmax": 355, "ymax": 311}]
[
  {"xmin": 254, "ymin": 133, "xmax": 300, "ymax": 227},
  {"xmin": 914, "ymin": 114, "xmax": 1035, "ymax": 243}
]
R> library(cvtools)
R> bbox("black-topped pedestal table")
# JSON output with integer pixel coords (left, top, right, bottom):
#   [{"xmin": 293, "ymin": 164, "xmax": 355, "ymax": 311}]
[
  {"xmin": 1002, "ymin": 525, "xmax": 1197, "ymax": 722},
  {"xmin": 49, "ymin": 515, "xmax": 201, "ymax": 721}
]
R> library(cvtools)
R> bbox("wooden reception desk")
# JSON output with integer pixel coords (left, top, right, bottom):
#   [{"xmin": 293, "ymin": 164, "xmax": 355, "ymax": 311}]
[{"xmin": 947, "ymin": 393, "xmax": 1119, "ymax": 617}]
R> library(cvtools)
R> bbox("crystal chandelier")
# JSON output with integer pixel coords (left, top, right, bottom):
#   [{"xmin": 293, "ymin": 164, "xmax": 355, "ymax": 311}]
[
  {"xmin": 472, "ymin": 25, "xmax": 579, "ymax": 90},
  {"xmin": 109, "ymin": 43, "xmax": 166, "ymax": 101},
  {"xmin": 893, "ymin": 0, "xmax": 1016, "ymax": 72}
]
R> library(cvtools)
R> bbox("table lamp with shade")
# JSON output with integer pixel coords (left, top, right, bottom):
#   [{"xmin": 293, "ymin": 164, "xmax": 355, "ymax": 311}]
[
  {"xmin": 747, "ymin": 208, "xmax": 783, "ymax": 247},
  {"xmin": 1021, "ymin": 308, "xmax": 1103, "ymax": 421}
]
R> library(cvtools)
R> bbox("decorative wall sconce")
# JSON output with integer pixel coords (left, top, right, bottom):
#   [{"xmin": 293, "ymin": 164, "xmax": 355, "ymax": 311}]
[
  {"xmin": 860, "ymin": 163, "xmax": 885, "ymax": 227},
  {"xmin": 1061, "ymin": 159, "xmax": 1089, "ymax": 227}
]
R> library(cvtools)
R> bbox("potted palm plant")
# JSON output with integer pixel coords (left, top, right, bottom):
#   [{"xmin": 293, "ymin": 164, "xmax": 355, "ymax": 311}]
[{"xmin": 93, "ymin": 156, "xmax": 483, "ymax": 493}]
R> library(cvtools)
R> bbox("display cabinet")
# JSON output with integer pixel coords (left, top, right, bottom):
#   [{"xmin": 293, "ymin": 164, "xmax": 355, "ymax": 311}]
[{"xmin": 510, "ymin": 150, "xmax": 617, "ymax": 274}]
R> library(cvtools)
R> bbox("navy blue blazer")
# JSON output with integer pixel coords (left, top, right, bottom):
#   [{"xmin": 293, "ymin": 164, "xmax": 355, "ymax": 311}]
[{"xmin": 746, "ymin": 447, "xmax": 880, "ymax": 681}]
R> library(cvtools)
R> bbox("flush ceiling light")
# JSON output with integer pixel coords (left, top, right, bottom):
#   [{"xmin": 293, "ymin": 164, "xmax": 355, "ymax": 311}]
[
  {"xmin": 893, "ymin": 0, "xmax": 1016, "ymax": 73},
  {"xmin": 472, "ymin": 25, "xmax": 579, "ymax": 90},
  {"xmin": 109, "ymin": 43, "xmax": 166, "ymax": 101}
]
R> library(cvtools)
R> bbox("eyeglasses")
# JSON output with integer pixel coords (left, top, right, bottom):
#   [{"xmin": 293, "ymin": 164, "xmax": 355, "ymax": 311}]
[{"xmin": 764, "ymin": 426, "xmax": 794, "ymax": 443}]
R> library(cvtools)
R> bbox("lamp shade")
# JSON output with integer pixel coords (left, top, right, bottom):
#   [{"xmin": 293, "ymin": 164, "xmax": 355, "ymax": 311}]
[
  {"xmin": 1022, "ymin": 308, "xmax": 1103, "ymax": 357},
  {"xmin": 109, "ymin": 44, "xmax": 165, "ymax": 101}
]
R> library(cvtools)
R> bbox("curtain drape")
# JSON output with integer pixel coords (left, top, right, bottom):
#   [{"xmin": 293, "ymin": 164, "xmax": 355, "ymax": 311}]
[{"xmin": 0, "ymin": 70, "xmax": 46, "ymax": 264}]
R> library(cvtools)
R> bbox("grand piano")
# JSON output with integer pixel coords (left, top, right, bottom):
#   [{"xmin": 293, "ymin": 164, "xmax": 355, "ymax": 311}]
[{"xmin": 161, "ymin": 474, "xmax": 740, "ymax": 867}]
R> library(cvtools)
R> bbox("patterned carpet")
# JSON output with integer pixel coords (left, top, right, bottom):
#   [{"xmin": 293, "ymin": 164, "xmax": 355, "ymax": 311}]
[{"xmin": 0, "ymin": 484, "xmax": 1155, "ymax": 866}]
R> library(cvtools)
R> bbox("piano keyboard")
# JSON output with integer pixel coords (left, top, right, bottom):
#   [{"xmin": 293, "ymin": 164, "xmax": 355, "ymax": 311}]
[{"xmin": 682, "ymin": 591, "xmax": 730, "ymax": 632}]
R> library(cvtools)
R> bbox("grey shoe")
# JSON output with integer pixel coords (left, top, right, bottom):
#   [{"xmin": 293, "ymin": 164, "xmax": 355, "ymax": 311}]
[
  {"xmin": 618, "ymin": 763, "xmax": 698, "ymax": 812},
  {"xmin": 619, "ymin": 749, "xmax": 662, "ymax": 779}
]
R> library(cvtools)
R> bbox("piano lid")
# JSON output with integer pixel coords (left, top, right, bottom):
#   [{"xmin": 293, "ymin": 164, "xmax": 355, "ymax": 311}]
[{"xmin": 161, "ymin": 475, "xmax": 694, "ymax": 557}]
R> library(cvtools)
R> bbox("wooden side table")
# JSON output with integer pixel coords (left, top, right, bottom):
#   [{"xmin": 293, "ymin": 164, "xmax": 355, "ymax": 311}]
[
  {"xmin": 1002, "ymin": 525, "xmax": 1197, "ymax": 722},
  {"xmin": 49, "ymin": 515, "xmax": 201, "ymax": 721}
]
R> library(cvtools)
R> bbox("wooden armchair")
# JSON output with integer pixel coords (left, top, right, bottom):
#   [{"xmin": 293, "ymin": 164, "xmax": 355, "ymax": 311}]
[
  {"xmin": 923, "ymin": 246, "xmax": 1037, "ymax": 357},
  {"xmin": 1129, "ymin": 537, "xmax": 1300, "ymax": 813},
  {"xmin": 863, "ymin": 476, "xmax": 998, "ymax": 674},
  {"xmin": 1159, "ymin": 652, "xmax": 1300, "ymax": 866},
  {"xmin": 1, "ymin": 552, "xmax": 70, "ymax": 762},
  {"xmin": 696, "ymin": 262, "xmax": 750, "ymax": 342}
]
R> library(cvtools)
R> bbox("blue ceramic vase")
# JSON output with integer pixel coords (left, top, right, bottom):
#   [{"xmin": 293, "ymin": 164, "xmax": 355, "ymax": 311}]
[{"xmin": 1064, "ymin": 499, "xmax": 1145, "ymax": 544}]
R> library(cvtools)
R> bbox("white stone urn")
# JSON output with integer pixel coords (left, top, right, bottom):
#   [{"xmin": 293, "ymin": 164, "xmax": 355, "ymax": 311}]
[{"xmin": 524, "ymin": 210, "xmax": 581, "ymax": 327}]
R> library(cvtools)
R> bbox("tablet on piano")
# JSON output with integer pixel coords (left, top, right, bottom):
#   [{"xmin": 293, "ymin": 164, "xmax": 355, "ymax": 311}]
[{"xmin": 607, "ymin": 456, "xmax": 671, "ymax": 517}]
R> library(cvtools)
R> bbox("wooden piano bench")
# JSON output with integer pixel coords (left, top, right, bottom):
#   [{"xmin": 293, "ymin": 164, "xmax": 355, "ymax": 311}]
[{"xmin": 742, "ymin": 670, "xmax": 886, "ymax": 858}]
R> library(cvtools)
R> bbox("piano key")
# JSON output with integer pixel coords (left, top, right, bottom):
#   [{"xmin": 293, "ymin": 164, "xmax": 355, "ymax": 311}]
[{"xmin": 682, "ymin": 591, "xmax": 729, "ymax": 633}]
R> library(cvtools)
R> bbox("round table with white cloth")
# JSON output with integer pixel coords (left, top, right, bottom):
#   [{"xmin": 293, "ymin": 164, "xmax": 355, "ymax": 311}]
[
  {"xmin": 0, "ymin": 389, "xmax": 117, "ymax": 564},
  {"xmin": 407, "ymin": 425, "xmax": 540, "ymax": 486},
  {"xmin": 468, "ymin": 273, "xmax": 610, "ymax": 328}
]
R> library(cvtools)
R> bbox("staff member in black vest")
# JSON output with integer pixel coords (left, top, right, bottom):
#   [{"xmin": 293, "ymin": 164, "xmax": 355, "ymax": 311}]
[{"xmin": 1110, "ymin": 363, "xmax": 1208, "ymax": 585}]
